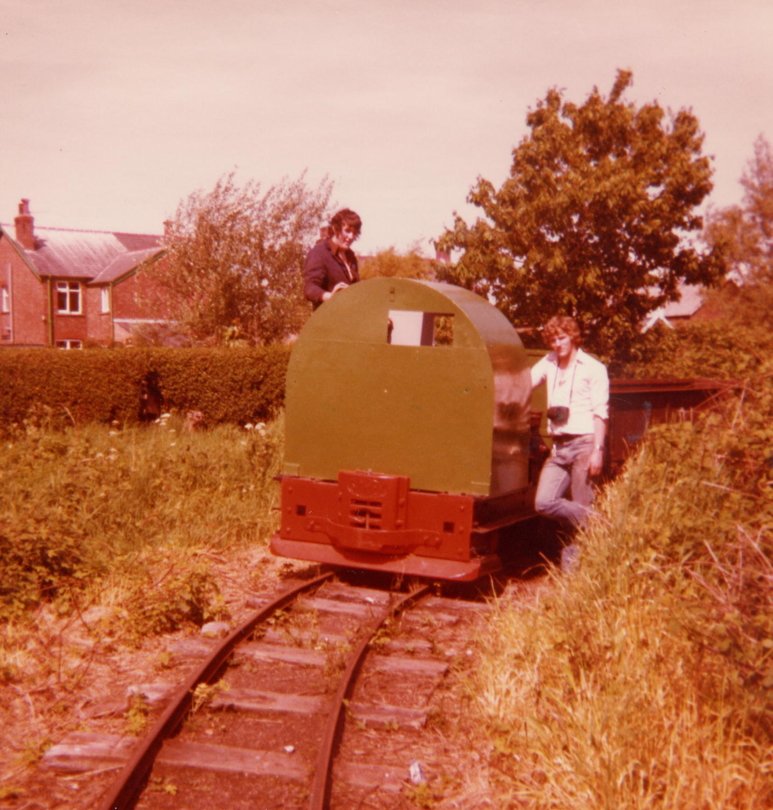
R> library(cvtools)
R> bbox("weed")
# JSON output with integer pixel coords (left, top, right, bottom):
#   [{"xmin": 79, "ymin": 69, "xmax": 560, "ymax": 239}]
[
  {"xmin": 148, "ymin": 776, "xmax": 178, "ymax": 796},
  {"xmin": 191, "ymin": 679, "xmax": 229, "ymax": 714},
  {"xmin": 403, "ymin": 781, "xmax": 437, "ymax": 808},
  {"xmin": 16, "ymin": 736, "xmax": 52, "ymax": 767},
  {"xmin": 264, "ymin": 604, "xmax": 320, "ymax": 646},
  {"xmin": 369, "ymin": 623, "xmax": 395, "ymax": 649},
  {"xmin": 125, "ymin": 693, "xmax": 150, "ymax": 736},
  {"xmin": 123, "ymin": 561, "xmax": 225, "ymax": 640},
  {"xmin": 323, "ymin": 642, "xmax": 352, "ymax": 681}
]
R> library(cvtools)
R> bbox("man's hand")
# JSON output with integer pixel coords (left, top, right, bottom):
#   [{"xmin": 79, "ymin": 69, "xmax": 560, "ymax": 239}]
[{"xmin": 589, "ymin": 448, "xmax": 604, "ymax": 477}]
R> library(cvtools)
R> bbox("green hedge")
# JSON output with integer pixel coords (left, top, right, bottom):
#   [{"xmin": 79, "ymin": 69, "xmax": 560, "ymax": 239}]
[{"xmin": 0, "ymin": 346, "xmax": 290, "ymax": 430}]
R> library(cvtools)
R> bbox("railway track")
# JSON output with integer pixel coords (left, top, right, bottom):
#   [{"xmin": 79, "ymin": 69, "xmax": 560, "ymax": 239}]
[{"xmin": 43, "ymin": 571, "xmax": 488, "ymax": 809}]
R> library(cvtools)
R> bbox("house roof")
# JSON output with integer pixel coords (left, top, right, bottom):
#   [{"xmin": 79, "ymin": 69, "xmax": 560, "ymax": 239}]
[
  {"xmin": 662, "ymin": 283, "xmax": 705, "ymax": 318},
  {"xmin": 0, "ymin": 223, "xmax": 162, "ymax": 283},
  {"xmin": 641, "ymin": 283, "xmax": 707, "ymax": 332},
  {"xmin": 90, "ymin": 246, "xmax": 165, "ymax": 285}
]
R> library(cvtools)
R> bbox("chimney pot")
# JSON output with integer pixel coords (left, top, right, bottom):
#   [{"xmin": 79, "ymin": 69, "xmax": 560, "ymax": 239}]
[{"xmin": 14, "ymin": 198, "xmax": 35, "ymax": 249}]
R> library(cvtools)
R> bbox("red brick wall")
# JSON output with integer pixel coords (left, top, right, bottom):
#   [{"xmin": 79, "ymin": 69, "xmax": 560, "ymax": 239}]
[
  {"xmin": 0, "ymin": 237, "xmax": 49, "ymax": 346},
  {"xmin": 112, "ymin": 274, "xmax": 147, "ymax": 320},
  {"xmin": 112, "ymin": 263, "xmax": 169, "ymax": 321},
  {"xmin": 85, "ymin": 286, "xmax": 113, "ymax": 344}
]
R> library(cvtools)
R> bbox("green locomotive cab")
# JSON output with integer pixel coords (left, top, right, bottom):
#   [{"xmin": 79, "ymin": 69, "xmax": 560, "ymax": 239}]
[{"xmin": 271, "ymin": 277, "xmax": 537, "ymax": 580}]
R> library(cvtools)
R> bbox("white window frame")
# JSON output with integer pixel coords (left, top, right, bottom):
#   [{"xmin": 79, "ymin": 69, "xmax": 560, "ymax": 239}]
[
  {"xmin": 1, "ymin": 286, "xmax": 9, "ymax": 313},
  {"xmin": 56, "ymin": 281, "xmax": 82, "ymax": 314},
  {"xmin": 55, "ymin": 339, "xmax": 83, "ymax": 350},
  {"xmin": 100, "ymin": 286, "xmax": 111, "ymax": 314}
]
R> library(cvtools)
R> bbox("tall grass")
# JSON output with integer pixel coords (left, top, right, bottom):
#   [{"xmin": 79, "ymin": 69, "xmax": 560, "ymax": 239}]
[
  {"xmin": 0, "ymin": 411, "xmax": 284, "ymax": 627},
  {"xmin": 469, "ymin": 373, "xmax": 771, "ymax": 808}
]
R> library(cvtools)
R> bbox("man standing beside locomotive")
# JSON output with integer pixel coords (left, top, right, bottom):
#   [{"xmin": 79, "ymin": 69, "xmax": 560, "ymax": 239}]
[
  {"xmin": 303, "ymin": 208, "xmax": 362, "ymax": 308},
  {"xmin": 531, "ymin": 316, "xmax": 609, "ymax": 567}
]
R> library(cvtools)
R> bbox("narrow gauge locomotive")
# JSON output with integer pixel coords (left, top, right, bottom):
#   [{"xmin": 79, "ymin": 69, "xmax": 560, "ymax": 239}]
[
  {"xmin": 271, "ymin": 277, "xmax": 540, "ymax": 581},
  {"xmin": 270, "ymin": 277, "xmax": 730, "ymax": 581}
]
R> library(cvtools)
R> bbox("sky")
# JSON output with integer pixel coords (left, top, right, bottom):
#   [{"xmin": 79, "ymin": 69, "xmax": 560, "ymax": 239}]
[{"xmin": 1, "ymin": 0, "xmax": 771, "ymax": 256}]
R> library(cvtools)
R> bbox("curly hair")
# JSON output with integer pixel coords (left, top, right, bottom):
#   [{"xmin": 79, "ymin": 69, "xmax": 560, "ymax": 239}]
[
  {"xmin": 329, "ymin": 208, "xmax": 362, "ymax": 237},
  {"xmin": 542, "ymin": 315, "xmax": 582, "ymax": 347}
]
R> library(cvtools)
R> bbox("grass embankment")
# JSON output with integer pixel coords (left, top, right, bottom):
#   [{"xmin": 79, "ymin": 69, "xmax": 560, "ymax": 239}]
[{"xmin": 465, "ymin": 366, "xmax": 771, "ymax": 806}]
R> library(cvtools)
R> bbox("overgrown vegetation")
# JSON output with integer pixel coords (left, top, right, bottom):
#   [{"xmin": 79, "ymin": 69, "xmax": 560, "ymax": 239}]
[
  {"xmin": 0, "ymin": 412, "xmax": 284, "ymax": 628},
  {"xmin": 465, "ymin": 312, "xmax": 772, "ymax": 808}
]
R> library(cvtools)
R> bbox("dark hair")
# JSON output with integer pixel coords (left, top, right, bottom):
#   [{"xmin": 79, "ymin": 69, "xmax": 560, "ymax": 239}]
[
  {"xmin": 543, "ymin": 315, "xmax": 582, "ymax": 347},
  {"xmin": 329, "ymin": 208, "xmax": 362, "ymax": 237}
]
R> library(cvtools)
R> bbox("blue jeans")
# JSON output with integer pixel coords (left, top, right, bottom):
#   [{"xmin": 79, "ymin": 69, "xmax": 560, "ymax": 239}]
[{"xmin": 535, "ymin": 435, "xmax": 595, "ymax": 529}]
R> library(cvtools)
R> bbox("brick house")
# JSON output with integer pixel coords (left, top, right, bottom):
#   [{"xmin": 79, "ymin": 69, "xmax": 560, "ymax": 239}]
[{"xmin": 0, "ymin": 199, "xmax": 168, "ymax": 348}]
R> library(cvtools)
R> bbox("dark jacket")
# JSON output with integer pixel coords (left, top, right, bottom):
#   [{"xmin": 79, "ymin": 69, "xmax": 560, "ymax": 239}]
[{"xmin": 303, "ymin": 239, "xmax": 359, "ymax": 308}]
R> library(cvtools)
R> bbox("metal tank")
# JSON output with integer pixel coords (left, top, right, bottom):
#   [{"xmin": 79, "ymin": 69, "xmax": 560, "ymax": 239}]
[{"xmin": 271, "ymin": 277, "xmax": 535, "ymax": 580}]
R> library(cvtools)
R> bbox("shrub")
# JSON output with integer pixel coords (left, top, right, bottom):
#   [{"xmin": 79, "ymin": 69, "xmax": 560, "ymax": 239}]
[{"xmin": 616, "ymin": 317, "xmax": 772, "ymax": 380}]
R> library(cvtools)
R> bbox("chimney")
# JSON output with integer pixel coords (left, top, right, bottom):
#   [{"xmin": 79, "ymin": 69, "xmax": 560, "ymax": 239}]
[
  {"xmin": 434, "ymin": 246, "xmax": 451, "ymax": 264},
  {"xmin": 14, "ymin": 199, "xmax": 35, "ymax": 249}
]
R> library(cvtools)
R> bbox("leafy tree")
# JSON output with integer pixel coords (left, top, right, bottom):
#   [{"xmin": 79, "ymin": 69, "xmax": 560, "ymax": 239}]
[
  {"xmin": 704, "ymin": 134, "xmax": 772, "ymax": 284},
  {"xmin": 359, "ymin": 243, "xmax": 436, "ymax": 280},
  {"xmin": 436, "ymin": 70, "xmax": 725, "ymax": 362},
  {"xmin": 151, "ymin": 172, "xmax": 332, "ymax": 345}
]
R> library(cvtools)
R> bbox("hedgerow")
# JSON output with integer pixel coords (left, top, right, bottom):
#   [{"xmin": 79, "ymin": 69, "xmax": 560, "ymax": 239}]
[{"xmin": 0, "ymin": 345, "xmax": 289, "ymax": 432}]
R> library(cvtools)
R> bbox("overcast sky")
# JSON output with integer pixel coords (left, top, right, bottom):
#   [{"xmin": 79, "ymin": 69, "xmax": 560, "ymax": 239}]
[{"xmin": 2, "ymin": 0, "xmax": 771, "ymax": 255}]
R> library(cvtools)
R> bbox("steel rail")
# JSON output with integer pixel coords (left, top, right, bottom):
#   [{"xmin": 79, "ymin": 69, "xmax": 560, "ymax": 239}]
[
  {"xmin": 98, "ymin": 570, "xmax": 334, "ymax": 810},
  {"xmin": 308, "ymin": 582, "xmax": 432, "ymax": 810}
]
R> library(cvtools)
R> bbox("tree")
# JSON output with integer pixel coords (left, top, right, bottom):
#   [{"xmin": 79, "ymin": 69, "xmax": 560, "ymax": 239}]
[
  {"xmin": 359, "ymin": 244, "xmax": 436, "ymax": 280},
  {"xmin": 436, "ymin": 70, "xmax": 725, "ymax": 361},
  {"xmin": 151, "ymin": 172, "xmax": 332, "ymax": 345},
  {"xmin": 699, "ymin": 135, "xmax": 773, "ymax": 325},
  {"xmin": 704, "ymin": 134, "xmax": 772, "ymax": 284}
]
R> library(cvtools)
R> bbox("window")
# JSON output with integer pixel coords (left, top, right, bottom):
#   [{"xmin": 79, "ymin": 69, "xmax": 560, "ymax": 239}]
[
  {"xmin": 1, "ymin": 286, "xmax": 8, "ymax": 313},
  {"xmin": 55, "ymin": 339, "xmax": 82, "ymax": 350},
  {"xmin": 386, "ymin": 310, "xmax": 454, "ymax": 346},
  {"xmin": 100, "ymin": 286, "xmax": 111, "ymax": 313},
  {"xmin": 56, "ymin": 281, "xmax": 81, "ymax": 314}
]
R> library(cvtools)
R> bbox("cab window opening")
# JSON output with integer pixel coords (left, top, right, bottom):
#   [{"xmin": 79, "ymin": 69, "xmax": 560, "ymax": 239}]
[{"xmin": 387, "ymin": 310, "xmax": 454, "ymax": 346}]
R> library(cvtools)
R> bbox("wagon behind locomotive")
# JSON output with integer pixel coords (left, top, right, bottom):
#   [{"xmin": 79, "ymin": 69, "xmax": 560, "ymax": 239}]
[{"xmin": 270, "ymin": 277, "xmax": 538, "ymax": 580}]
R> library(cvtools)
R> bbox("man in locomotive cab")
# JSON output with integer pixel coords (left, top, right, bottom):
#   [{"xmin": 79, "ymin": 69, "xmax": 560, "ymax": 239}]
[
  {"xmin": 530, "ymin": 316, "xmax": 609, "ymax": 568},
  {"xmin": 303, "ymin": 208, "xmax": 362, "ymax": 308}
]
